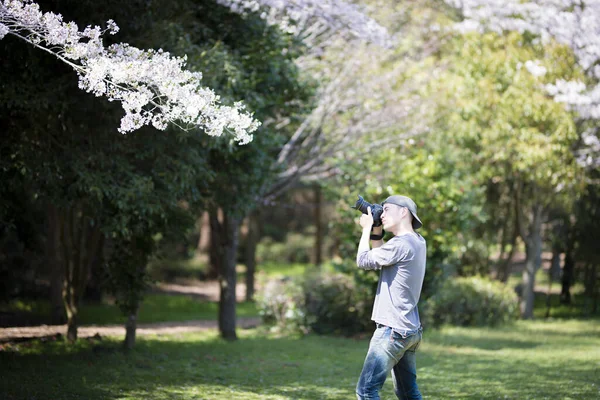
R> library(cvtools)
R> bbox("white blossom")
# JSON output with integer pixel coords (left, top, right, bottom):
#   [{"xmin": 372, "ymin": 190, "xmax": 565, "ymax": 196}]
[
  {"xmin": 0, "ymin": 0, "xmax": 260, "ymax": 142},
  {"xmin": 578, "ymin": 129, "xmax": 600, "ymax": 167},
  {"xmin": 0, "ymin": 21, "xmax": 7, "ymax": 38},
  {"xmin": 524, "ymin": 60, "xmax": 547, "ymax": 77},
  {"xmin": 215, "ymin": 0, "xmax": 390, "ymax": 47}
]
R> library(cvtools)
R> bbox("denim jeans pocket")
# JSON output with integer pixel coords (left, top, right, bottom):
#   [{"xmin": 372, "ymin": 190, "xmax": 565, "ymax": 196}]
[
  {"xmin": 412, "ymin": 332, "xmax": 422, "ymax": 352},
  {"xmin": 389, "ymin": 330, "xmax": 409, "ymax": 347},
  {"xmin": 390, "ymin": 330, "xmax": 421, "ymax": 350},
  {"xmin": 413, "ymin": 339, "xmax": 421, "ymax": 352}
]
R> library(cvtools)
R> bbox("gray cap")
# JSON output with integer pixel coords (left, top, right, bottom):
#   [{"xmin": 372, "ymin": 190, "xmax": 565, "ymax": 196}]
[{"xmin": 383, "ymin": 195, "xmax": 423, "ymax": 230}]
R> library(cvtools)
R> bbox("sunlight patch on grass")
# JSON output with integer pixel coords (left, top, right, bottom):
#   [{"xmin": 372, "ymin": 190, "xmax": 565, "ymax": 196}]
[
  {"xmin": 2, "ymin": 319, "xmax": 599, "ymax": 399},
  {"xmin": 78, "ymin": 294, "xmax": 259, "ymax": 325},
  {"xmin": 2, "ymin": 294, "xmax": 259, "ymax": 327}
]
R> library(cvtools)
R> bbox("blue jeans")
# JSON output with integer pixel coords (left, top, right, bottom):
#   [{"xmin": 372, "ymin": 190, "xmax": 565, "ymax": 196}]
[{"xmin": 356, "ymin": 324, "xmax": 423, "ymax": 400}]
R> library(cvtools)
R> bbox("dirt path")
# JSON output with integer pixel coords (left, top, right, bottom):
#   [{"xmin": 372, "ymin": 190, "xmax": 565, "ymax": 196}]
[
  {"xmin": 152, "ymin": 280, "xmax": 248, "ymax": 302},
  {"xmin": 0, "ymin": 317, "xmax": 261, "ymax": 342},
  {"xmin": 0, "ymin": 280, "xmax": 259, "ymax": 342}
]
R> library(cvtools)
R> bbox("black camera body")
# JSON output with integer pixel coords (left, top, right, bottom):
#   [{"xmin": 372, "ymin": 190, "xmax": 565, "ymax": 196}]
[{"xmin": 352, "ymin": 195, "xmax": 383, "ymax": 227}]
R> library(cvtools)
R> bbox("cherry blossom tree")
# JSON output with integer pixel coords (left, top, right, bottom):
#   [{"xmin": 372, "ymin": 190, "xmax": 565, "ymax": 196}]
[
  {"xmin": 233, "ymin": 2, "xmax": 443, "ymax": 301},
  {"xmin": 444, "ymin": 0, "xmax": 600, "ymax": 168},
  {"xmin": 259, "ymin": 1, "xmax": 441, "ymax": 199},
  {"xmin": 441, "ymin": 1, "xmax": 597, "ymax": 318}
]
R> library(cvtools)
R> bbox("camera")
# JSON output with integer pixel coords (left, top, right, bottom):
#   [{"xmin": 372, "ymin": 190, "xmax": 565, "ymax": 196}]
[{"xmin": 352, "ymin": 195, "xmax": 383, "ymax": 227}]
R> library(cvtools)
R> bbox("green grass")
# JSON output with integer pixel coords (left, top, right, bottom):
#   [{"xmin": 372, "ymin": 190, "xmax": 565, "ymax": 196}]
[
  {"xmin": 254, "ymin": 262, "xmax": 327, "ymax": 279},
  {"xmin": 2, "ymin": 294, "xmax": 259, "ymax": 326},
  {"xmin": 1, "ymin": 319, "xmax": 599, "ymax": 399},
  {"xmin": 79, "ymin": 295, "xmax": 259, "ymax": 325}
]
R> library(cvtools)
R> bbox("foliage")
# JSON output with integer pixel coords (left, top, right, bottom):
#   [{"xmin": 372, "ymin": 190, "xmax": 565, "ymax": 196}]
[
  {"xmin": 444, "ymin": 0, "xmax": 600, "ymax": 143},
  {"xmin": 256, "ymin": 270, "xmax": 373, "ymax": 335},
  {"xmin": 256, "ymin": 233, "xmax": 314, "ymax": 264},
  {"xmin": 422, "ymin": 276, "xmax": 519, "ymax": 328},
  {"xmin": 303, "ymin": 271, "xmax": 373, "ymax": 335},
  {"xmin": 0, "ymin": 0, "xmax": 315, "ymax": 342},
  {"xmin": 104, "ymin": 237, "xmax": 155, "ymax": 318},
  {"xmin": 325, "ymin": 133, "xmax": 488, "ymax": 302},
  {"xmin": 256, "ymin": 276, "xmax": 306, "ymax": 333}
]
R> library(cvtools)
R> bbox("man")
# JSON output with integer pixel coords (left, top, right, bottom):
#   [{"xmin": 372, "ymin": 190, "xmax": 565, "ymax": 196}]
[{"xmin": 355, "ymin": 195, "xmax": 426, "ymax": 400}]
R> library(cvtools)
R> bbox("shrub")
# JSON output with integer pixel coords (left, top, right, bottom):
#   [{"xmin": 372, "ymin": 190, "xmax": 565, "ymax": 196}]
[
  {"xmin": 256, "ymin": 270, "xmax": 374, "ymax": 336},
  {"xmin": 256, "ymin": 233, "xmax": 314, "ymax": 264},
  {"xmin": 422, "ymin": 276, "xmax": 519, "ymax": 327},
  {"xmin": 256, "ymin": 276, "xmax": 307, "ymax": 334},
  {"xmin": 304, "ymin": 272, "xmax": 373, "ymax": 335}
]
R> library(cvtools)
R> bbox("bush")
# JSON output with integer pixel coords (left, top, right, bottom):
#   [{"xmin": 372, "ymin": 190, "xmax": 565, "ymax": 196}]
[
  {"xmin": 422, "ymin": 276, "xmax": 519, "ymax": 327},
  {"xmin": 256, "ymin": 276, "xmax": 307, "ymax": 334},
  {"xmin": 256, "ymin": 233, "xmax": 314, "ymax": 264},
  {"xmin": 256, "ymin": 270, "xmax": 374, "ymax": 336},
  {"xmin": 304, "ymin": 272, "xmax": 373, "ymax": 335}
]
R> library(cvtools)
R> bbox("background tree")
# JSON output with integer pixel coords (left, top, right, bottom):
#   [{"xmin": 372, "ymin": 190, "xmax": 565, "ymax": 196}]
[
  {"xmin": 432, "ymin": 31, "xmax": 583, "ymax": 318},
  {"xmin": 0, "ymin": 0, "xmax": 235, "ymax": 344}
]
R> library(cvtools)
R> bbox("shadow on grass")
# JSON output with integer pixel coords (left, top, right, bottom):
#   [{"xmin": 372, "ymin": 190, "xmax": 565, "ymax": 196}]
[
  {"xmin": 0, "ymin": 331, "xmax": 365, "ymax": 400},
  {"xmin": 1, "ymin": 321, "xmax": 599, "ymax": 400},
  {"xmin": 426, "ymin": 331, "xmax": 541, "ymax": 351}
]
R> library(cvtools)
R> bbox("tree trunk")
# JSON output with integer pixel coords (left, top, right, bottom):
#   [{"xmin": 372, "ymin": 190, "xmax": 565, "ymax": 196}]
[
  {"xmin": 124, "ymin": 307, "xmax": 139, "ymax": 350},
  {"xmin": 550, "ymin": 247, "xmax": 562, "ymax": 281},
  {"xmin": 560, "ymin": 232, "xmax": 575, "ymax": 305},
  {"xmin": 58, "ymin": 204, "xmax": 103, "ymax": 342},
  {"xmin": 208, "ymin": 209, "xmax": 224, "ymax": 280},
  {"xmin": 84, "ymin": 237, "xmax": 105, "ymax": 303},
  {"xmin": 244, "ymin": 210, "xmax": 260, "ymax": 301},
  {"xmin": 497, "ymin": 201, "xmax": 518, "ymax": 282},
  {"xmin": 495, "ymin": 201, "xmax": 510, "ymax": 279},
  {"xmin": 197, "ymin": 211, "xmax": 211, "ymax": 256},
  {"xmin": 583, "ymin": 263, "xmax": 599, "ymax": 315},
  {"xmin": 545, "ymin": 247, "xmax": 562, "ymax": 318},
  {"xmin": 497, "ymin": 226, "xmax": 517, "ymax": 283},
  {"xmin": 61, "ymin": 206, "xmax": 79, "ymax": 341},
  {"xmin": 314, "ymin": 184, "xmax": 323, "ymax": 266},
  {"xmin": 520, "ymin": 206, "xmax": 543, "ymax": 319},
  {"xmin": 47, "ymin": 204, "xmax": 66, "ymax": 324},
  {"xmin": 218, "ymin": 214, "xmax": 240, "ymax": 341}
]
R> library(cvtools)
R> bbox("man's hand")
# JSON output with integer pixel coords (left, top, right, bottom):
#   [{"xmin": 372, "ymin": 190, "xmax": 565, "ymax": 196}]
[{"xmin": 359, "ymin": 206, "xmax": 374, "ymax": 230}]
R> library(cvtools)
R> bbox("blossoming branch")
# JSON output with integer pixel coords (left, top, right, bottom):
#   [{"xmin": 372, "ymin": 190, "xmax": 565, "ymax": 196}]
[
  {"xmin": 216, "ymin": 0, "xmax": 390, "ymax": 47},
  {"xmin": 0, "ymin": 0, "xmax": 260, "ymax": 143}
]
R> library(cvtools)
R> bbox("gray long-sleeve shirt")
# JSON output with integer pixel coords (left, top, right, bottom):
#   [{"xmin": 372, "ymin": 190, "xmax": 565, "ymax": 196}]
[{"xmin": 356, "ymin": 232, "xmax": 426, "ymax": 333}]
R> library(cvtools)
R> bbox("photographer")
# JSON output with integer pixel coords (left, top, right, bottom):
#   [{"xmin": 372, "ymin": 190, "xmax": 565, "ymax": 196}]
[{"xmin": 354, "ymin": 195, "xmax": 426, "ymax": 400}]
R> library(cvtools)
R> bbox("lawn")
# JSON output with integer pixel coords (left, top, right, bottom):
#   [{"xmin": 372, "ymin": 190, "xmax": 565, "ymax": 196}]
[
  {"xmin": 2, "ymin": 294, "xmax": 259, "ymax": 326},
  {"xmin": 1, "ymin": 319, "xmax": 599, "ymax": 399}
]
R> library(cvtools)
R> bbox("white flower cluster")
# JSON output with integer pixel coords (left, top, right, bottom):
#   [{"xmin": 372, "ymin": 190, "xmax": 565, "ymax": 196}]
[
  {"xmin": 0, "ymin": 0, "xmax": 259, "ymax": 143},
  {"xmin": 523, "ymin": 60, "xmax": 547, "ymax": 78},
  {"xmin": 215, "ymin": 0, "xmax": 390, "ymax": 47},
  {"xmin": 0, "ymin": 21, "xmax": 8, "ymax": 38},
  {"xmin": 579, "ymin": 129, "xmax": 600, "ymax": 167}
]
